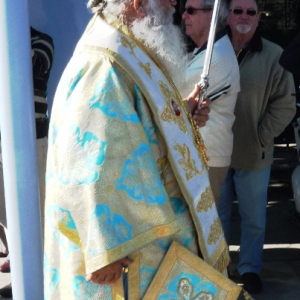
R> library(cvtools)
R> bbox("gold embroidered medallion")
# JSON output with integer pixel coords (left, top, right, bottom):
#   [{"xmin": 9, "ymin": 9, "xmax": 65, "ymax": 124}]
[{"xmin": 159, "ymin": 82, "xmax": 187, "ymax": 133}]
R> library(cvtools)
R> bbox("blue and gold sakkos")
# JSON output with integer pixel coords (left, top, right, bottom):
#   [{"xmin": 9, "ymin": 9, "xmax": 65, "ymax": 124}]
[{"xmin": 44, "ymin": 14, "xmax": 229, "ymax": 300}]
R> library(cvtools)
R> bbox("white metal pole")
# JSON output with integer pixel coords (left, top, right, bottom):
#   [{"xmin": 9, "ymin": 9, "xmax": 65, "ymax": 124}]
[
  {"xmin": 0, "ymin": 0, "xmax": 43, "ymax": 299},
  {"xmin": 197, "ymin": 0, "xmax": 221, "ymax": 107}
]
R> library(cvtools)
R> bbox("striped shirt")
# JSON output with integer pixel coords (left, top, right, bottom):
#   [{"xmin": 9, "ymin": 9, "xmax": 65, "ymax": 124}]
[{"xmin": 31, "ymin": 27, "xmax": 54, "ymax": 98}]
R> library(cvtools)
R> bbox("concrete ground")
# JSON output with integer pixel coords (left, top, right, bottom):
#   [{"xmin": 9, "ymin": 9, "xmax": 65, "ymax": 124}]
[{"xmin": 0, "ymin": 144, "xmax": 300, "ymax": 299}]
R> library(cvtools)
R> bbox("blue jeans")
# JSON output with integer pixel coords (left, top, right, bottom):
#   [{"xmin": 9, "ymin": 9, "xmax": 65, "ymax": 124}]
[{"xmin": 218, "ymin": 166, "xmax": 271, "ymax": 275}]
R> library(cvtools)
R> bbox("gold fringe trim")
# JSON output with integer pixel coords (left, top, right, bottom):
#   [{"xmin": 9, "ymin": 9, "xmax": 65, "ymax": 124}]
[{"xmin": 213, "ymin": 246, "xmax": 230, "ymax": 273}]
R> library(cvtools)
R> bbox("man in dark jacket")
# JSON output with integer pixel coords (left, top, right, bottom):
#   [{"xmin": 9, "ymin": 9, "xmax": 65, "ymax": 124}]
[{"xmin": 218, "ymin": 0, "xmax": 296, "ymax": 295}]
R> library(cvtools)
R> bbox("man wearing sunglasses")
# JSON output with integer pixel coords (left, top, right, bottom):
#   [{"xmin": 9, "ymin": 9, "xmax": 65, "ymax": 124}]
[
  {"xmin": 218, "ymin": 0, "xmax": 296, "ymax": 295},
  {"xmin": 182, "ymin": 0, "xmax": 240, "ymax": 206}
]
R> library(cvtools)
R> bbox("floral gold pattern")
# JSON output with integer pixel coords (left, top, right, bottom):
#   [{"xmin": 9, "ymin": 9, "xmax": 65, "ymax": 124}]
[
  {"xmin": 177, "ymin": 278, "xmax": 214, "ymax": 299},
  {"xmin": 120, "ymin": 36, "xmax": 152, "ymax": 78},
  {"xmin": 174, "ymin": 143, "xmax": 204, "ymax": 180},
  {"xmin": 120, "ymin": 35, "xmax": 135, "ymax": 56},
  {"xmin": 159, "ymin": 82, "xmax": 187, "ymax": 133},
  {"xmin": 208, "ymin": 218, "xmax": 223, "ymax": 245},
  {"xmin": 138, "ymin": 62, "xmax": 152, "ymax": 78},
  {"xmin": 196, "ymin": 187, "xmax": 214, "ymax": 213}
]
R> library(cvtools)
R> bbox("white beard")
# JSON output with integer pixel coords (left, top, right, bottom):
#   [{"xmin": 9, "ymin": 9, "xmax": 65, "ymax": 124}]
[
  {"xmin": 129, "ymin": 1, "xmax": 188, "ymax": 95},
  {"xmin": 236, "ymin": 24, "xmax": 251, "ymax": 34},
  {"xmin": 102, "ymin": 0, "xmax": 188, "ymax": 96}
]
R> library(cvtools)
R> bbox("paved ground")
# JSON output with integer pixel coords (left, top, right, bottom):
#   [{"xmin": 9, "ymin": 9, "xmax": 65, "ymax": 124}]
[{"xmin": 1, "ymin": 144, "xmax": 300, "ymax": 299}]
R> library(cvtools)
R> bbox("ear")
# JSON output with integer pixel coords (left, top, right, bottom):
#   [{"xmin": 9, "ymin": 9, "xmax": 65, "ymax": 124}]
[{"xmin": 133, "ymin": 0, "xmax": 146, "ymax": 17}]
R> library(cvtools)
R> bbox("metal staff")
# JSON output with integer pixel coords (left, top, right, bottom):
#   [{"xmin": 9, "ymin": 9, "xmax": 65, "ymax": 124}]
[{"xmin": 198, "ymin": 0, "xmax": 221, "ymax": 108}]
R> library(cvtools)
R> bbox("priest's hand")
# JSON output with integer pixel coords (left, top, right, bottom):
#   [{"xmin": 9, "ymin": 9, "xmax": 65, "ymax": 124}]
[
  {"xmin": 86, "ymin": 257, "xmax": 133, "ymax": 285},
  {"xmin": 186, "ymin": 84, "xmax": 211, "ymax": 128}
]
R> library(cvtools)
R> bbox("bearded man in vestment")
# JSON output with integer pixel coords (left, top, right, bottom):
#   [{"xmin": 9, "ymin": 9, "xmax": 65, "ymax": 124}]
[{"xmin": 43, "ymin": 0, "xmax": 230, "ymax": 299}]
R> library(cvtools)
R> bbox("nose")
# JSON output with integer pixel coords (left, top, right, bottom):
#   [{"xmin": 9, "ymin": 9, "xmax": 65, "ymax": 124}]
[
  {"xmin": 182, "ymin": 9, "xmax": 188, "ymax": 19},
  {"xmin": 240, "ymin": 11, "xmax": 249, "ymax": 18},
  {"xmin": 170, "ymin": 0, "xmax": 177, "ymax": 6}
]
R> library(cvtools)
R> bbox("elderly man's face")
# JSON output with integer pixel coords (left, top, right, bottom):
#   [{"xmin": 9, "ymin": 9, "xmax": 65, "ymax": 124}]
[
  {"xmin": 182, "ymin": 0, "xmax": 213, "ymax": 47},
  {"xmin": 228, "ymin": 0, "xmax": 260, "ymax": 37}
]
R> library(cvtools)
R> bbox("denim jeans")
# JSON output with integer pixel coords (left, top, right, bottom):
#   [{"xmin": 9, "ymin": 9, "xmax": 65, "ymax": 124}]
[{"xmin": 218, "ymin": 166, "xmax": 271, "ymax": 275}]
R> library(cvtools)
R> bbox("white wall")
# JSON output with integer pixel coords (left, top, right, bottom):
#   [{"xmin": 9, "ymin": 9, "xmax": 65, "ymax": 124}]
[{"xmin": 28, "ymin": 0, "xmax": 91, "ymax": 115}]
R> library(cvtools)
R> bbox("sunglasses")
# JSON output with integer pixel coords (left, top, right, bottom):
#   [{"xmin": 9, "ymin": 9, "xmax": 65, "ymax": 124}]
[
  {"xmin": 230, "ymin": 8, "xmax": 257, "ymax": 16},
  {"xmin": 184, "ymin": 6, "xmax": 213, "ymax": 15}
]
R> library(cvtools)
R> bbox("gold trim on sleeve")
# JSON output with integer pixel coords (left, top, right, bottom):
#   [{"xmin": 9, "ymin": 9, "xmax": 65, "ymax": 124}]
[{"xmin": 85, "ymin": 220, "xmax": 180, "ymax": 274}]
